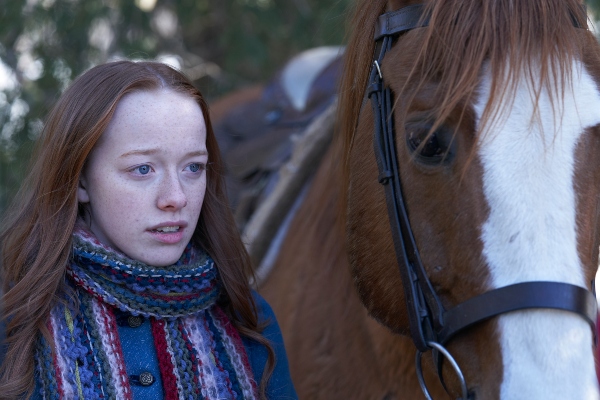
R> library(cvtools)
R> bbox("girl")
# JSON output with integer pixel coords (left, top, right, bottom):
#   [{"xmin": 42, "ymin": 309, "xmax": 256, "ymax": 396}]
[{"xmin": 0, "ymin": 61, "xmax": 297, "ymax": 399}]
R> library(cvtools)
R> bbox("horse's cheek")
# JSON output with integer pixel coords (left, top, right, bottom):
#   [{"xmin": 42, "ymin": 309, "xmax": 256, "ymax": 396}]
[{"xmin": 346, "ymin": 119, "xmax": 411, "ymax": 334}]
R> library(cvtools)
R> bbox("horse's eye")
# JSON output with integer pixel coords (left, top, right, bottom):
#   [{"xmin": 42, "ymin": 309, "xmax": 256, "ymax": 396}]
[{"xmin": 405, "ymin": 124, "xmax": 454, "ymax": 165}]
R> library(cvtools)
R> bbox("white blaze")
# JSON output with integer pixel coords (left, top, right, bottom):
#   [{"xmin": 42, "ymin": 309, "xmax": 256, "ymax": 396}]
[{"xmin": 476, "ymin": 61, "xmax": 600, "ymax": 400}]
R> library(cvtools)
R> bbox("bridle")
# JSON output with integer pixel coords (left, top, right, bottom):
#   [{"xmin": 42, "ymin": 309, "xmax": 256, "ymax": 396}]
[{"xmin": 366, "ymin": 4, "xmax": 597, "ymax": 399}]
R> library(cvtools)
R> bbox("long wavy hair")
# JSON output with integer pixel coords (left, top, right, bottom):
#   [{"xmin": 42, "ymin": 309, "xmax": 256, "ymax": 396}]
[{"xmin": 0, "ymin": 61, "xmax": 274, "ymax": 398}]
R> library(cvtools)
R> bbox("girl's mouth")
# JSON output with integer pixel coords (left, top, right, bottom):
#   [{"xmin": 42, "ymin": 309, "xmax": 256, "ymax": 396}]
[
  {"xmin": 153, "ymin": 226, "xmax": 180, "ymax": 233},
  {"xmin": 148, "ymin": 226, "xmax": 185, "ymax": 244}
]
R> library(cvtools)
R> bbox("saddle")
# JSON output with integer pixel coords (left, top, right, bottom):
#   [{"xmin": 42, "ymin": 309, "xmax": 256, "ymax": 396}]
[{"xmin": 212, "ymin": 46, "xmax": 343, "ymax": 233}]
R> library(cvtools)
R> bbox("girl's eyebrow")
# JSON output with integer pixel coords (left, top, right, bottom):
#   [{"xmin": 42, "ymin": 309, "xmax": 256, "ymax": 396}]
[{"xmin": 119, "ymin": 149, "xmax": 208, "ymax": 158}]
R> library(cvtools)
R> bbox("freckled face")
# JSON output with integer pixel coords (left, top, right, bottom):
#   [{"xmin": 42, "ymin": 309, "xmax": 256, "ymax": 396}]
[{"xmin": 78, "ymin": 89, "xmax": 208, "ymax": 267}]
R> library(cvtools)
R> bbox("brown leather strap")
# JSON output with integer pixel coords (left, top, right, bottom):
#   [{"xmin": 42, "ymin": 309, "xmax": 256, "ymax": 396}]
[
  {"xmin": 438, "ymin": 281, "xmax": 597, "ymax": 344},
  {"xmin": 374, "ymin": 4, "xmax": 429, "ymax": 40}
]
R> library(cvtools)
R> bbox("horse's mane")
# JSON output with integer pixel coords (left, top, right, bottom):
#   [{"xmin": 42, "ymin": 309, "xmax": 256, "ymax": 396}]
[{"xmin": 338, "ymin": 0, "xmax": 588, "ymax": 165}]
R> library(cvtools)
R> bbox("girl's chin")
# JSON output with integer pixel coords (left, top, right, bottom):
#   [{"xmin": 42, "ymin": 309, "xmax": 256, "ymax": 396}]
[{"xmin": 128, "ymin": 250, "xmax": 185, "ymax": 267}]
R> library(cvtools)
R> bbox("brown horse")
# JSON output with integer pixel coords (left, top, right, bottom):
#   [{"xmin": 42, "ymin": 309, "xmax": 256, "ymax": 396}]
[{"xmin": 259, "ymin": 0, "xmax": 600, "ymax": 399}]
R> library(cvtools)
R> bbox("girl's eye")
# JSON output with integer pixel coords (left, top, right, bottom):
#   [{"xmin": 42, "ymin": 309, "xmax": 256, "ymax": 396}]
[
  {"xmin": 188, "ymin": 163, "xmax": 204, "ymax": 173},
  {"xmin": 134, "ymin": 165, "xmax": 151, "ymax": 175}
]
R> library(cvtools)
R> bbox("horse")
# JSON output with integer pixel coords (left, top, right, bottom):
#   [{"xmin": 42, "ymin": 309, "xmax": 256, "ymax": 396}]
[{"xmin": 257, "ymin": 0, "xmax": 600, "ymax": 399}]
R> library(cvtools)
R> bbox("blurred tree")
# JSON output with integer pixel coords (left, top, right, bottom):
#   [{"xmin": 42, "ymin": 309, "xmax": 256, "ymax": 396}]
[
  {"xmin": 0, "ymin": 0, "xmax": 352, "ymax": 216},
  {"xmin": 590, "ymin": 0, "xmax": 600, "ymax": 17},
  {"xmin": 1, "ymin": 0, "xmax": 599, "ymax": 217}
]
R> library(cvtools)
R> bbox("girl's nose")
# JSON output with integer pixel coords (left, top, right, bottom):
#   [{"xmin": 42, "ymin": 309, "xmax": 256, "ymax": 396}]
[{"xmin": 157, "ymin": 173, "xmax": 187, "ymax": 210}]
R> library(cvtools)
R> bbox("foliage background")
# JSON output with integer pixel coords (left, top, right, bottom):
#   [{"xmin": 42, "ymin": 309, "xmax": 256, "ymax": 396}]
[
  {"xmin": 1, "ymin": 0, "xmax": 600, "ymax": 218},
  {"xmin": 0, "ymin": 0, "xmax": 352, "ymax": 217}
]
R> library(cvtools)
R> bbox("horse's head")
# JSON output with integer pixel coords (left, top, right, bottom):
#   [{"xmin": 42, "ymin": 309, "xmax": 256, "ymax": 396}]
[{"xmin": 342, "ymin": 0, "xmax": 600, "ymax": 398}]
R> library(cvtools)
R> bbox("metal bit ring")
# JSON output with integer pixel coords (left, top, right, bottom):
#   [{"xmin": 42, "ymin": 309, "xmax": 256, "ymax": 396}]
[{"xmin": 415, "ymin": 341, "xmax": 468, "ymax": 400}]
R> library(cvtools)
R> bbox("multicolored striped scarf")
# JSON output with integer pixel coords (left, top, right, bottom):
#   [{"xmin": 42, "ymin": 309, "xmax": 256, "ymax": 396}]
[{"xmin": 34, "ymin": 228, "xmax": 258, "ymax": 399}]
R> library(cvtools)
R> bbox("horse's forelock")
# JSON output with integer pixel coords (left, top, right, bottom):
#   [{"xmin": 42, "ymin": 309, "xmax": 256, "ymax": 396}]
[
  {"xmin": 425, "ymin": 0, "xmax": 585, "ymax": 138},
  {"xmin": 338, "ymin": 0, "xmax": 588, "ymax": 160}
]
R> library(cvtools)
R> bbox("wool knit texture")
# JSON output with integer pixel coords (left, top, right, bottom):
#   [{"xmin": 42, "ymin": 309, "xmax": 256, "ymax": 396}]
[{"xmin": 34, "ymin": 228, "xmax": 258, "ymax": 399}]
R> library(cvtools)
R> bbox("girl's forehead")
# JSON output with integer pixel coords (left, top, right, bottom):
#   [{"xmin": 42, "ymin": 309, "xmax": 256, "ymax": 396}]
[
  {"xmin": 90, "ymin": 89, "xmax": 207, "ymax": 156},
  {"xmin": 112, "ymin": 89, "xmax": 200, "ymax": 123}
]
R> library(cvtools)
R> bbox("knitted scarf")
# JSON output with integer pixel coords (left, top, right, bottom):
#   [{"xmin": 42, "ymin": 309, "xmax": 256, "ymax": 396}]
[{"xmin": 34, "ymin": 228, "xmax": 258, "ymax": 400}]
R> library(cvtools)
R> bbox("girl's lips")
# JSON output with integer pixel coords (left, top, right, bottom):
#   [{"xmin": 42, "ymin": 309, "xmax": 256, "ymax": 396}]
[
  {"xmin": 148, "ymin": 221, "xmax": 188, "ymax": 231},
  {"xmin": 148, "ymin": 227, "xmax": 185, "ymax": 244}
]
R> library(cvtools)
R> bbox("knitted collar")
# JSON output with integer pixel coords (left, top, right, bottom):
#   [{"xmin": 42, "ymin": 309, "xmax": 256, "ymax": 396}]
[{"xmin": 67, "ymin": 227, "xmax": 221, "ymax": 318}]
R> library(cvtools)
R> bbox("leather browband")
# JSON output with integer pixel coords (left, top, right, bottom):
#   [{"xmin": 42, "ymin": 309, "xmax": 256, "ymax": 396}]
[
  {"xmin": 374, "ymin": 4, "xmax": 430, "ymax": 40},
  {"xmin": 438, "ymin": 281, "xmax": 598, "ymax": 344},
  {"xmin": 374, "ymin": 3, "xmax": 586, "ymax": 40}
]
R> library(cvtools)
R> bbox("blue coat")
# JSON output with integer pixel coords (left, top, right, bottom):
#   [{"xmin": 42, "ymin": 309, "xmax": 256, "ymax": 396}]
[{"xmin": 33, "ymin": 292, "xmax": 297, "ymax": 399}]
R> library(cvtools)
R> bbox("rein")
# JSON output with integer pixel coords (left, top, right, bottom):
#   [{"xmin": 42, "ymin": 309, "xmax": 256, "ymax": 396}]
[{"xmin": 366, "ymin": 4, "xmax": 597, "ymax": 399}]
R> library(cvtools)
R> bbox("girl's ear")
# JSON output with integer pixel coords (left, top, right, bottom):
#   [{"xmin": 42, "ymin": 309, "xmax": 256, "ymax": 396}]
[{"xmin": 77, "ymin": 174, "xmax": 90, "ymax": 203}]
